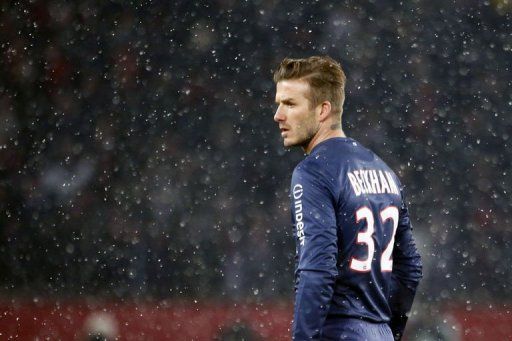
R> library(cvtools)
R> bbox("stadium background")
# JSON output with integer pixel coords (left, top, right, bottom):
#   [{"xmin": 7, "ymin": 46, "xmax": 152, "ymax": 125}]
[{"xmin": 1, "ymin": 0, "xmax": 511, "ymax": 339}]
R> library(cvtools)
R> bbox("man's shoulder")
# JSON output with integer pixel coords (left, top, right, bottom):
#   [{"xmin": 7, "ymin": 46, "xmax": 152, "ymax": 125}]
[
  {"xmin": 291, "ymin": 154, "xmax": 341, "ymax": 193},
  {"xmin": 292, "ymin": 153, "xmax": 329, "ymax": 180},
  {"xmin": 291, "ymin": 159, "xmax": 316, "ymax": 185}
]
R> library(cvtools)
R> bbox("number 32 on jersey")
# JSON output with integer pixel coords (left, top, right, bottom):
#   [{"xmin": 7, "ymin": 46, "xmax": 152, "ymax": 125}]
[{"xmin": 350, "ymin": 206, "xmax": 399, "ymax": 272}]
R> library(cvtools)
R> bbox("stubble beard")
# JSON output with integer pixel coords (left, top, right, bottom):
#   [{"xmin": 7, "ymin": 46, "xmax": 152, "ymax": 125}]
[
  {"xmin": 291, "ymin": 115, "xmax": 319, "ymax": 149},
  {"xmin": 297, "ymin": 125, "xmax": 318, "ymax": 149}
]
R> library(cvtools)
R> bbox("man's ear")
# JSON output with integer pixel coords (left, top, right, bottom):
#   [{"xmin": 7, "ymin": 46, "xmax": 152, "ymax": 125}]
[{"xmin": 318, "ymin": 101, "xmax": 332, "ymax": 122}]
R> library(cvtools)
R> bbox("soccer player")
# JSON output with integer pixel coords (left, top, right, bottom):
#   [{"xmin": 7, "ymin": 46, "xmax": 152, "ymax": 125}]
[{"xmin": 273, "ymin": 56, "xmax": 422, "ymax": 340}]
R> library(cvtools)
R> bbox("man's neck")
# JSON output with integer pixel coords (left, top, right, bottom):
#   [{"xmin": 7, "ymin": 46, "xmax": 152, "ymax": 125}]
[{"xmin": 303, "ymin": 126, "xmax": 346, "ymax": 154}]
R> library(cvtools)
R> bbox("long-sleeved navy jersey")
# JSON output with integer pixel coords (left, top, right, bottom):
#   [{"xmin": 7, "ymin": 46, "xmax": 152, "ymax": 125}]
[{"xmin": 290, "ymin": 137, "xmax": 422, "ymax": 340}]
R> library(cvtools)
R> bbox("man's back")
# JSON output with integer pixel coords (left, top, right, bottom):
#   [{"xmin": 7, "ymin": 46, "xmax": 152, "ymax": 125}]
[{"xmin": 290, "ymin": 137, "xmax": 422, "ymax": 339}]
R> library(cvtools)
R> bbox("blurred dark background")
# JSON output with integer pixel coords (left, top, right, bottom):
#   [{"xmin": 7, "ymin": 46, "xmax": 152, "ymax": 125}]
[{"xmin": 1, "ymin": 0, "xmax": 511, "ymax": 339}]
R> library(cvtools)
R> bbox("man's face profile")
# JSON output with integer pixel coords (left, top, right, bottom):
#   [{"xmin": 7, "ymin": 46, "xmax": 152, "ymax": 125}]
[{"xmin": 274, "ymin": 79, "xmax": 319, "ymax": 149}]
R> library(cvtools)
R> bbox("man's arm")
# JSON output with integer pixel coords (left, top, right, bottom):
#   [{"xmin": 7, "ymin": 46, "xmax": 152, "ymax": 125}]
[
  {"xmin": 388, "ymin": 189, "xmax": 423, "ymax": 340},
  {"xmin": 291, "ymin": 166, "xmax": 338, "ymax": 340}
]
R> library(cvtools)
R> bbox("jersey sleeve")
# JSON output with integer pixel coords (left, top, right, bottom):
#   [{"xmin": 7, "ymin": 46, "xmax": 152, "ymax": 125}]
[
  {"xmin": 291, "ymin": 164, "xmax": 338, "ymax": 340},
  {"xmin": 388, "ymin": 187, "xmax": 423, "ymax": 340}
]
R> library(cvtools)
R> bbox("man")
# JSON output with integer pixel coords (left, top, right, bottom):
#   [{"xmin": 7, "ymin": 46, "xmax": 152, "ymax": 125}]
[{"xmin": 273, "ymin": 56, "xmax": 422, "ymax": 340}]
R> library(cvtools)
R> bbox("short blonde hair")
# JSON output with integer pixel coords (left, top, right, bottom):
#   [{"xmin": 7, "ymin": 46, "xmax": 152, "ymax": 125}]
[{"xmin": 273, "ymin": 56, "xmax": 346, "ymax": 116}]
